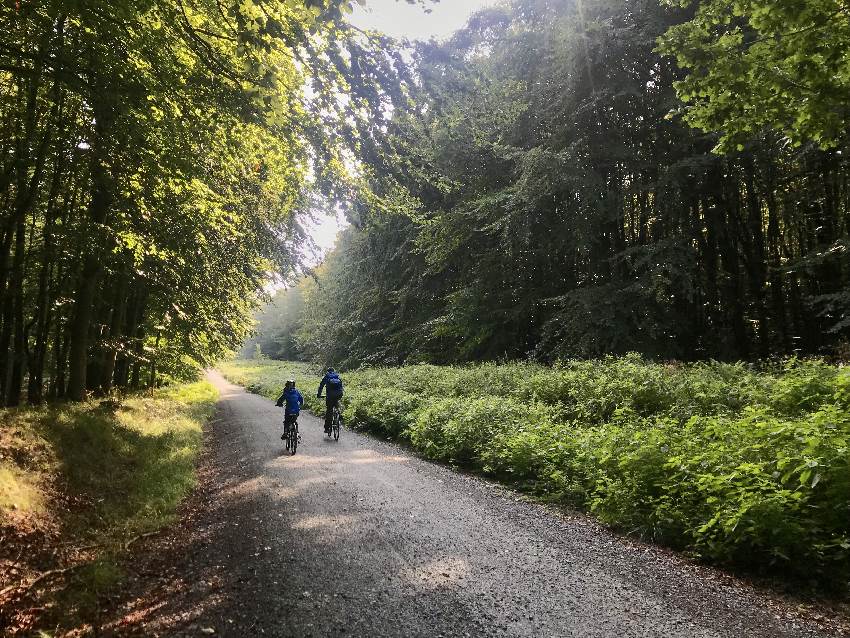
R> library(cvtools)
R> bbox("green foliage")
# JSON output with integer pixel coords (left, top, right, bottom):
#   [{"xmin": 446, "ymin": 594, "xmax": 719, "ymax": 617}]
[
  {"xmin": 242, "ymin": 281, "xmax": 309, "ymax": 360},
  {"xmin": 224, "ymin": 357, "xmax": 850, "ymax": 589},
  {"xmin": 348, "ymin": 390, "xmax": 422, "ymax": 439},
  {"xmin": 0, "ymin": 0, "xmax": 417, "ymax": 403},
  {"xmin": 658, "ymin": 0, "xmax": 850, "ymax": 151},
  {"xmin": 252, "ymin": 0, "xmax": 850, "ymax": 369}
]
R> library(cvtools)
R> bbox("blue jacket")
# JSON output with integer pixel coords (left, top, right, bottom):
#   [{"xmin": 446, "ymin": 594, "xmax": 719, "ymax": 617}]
[
  {"xmin": 275, "ymin": 387, "xmax": 303, "ymax": 415},
  {"xmin": 318, "ymin": 372, "xmax": 343, "ymax": 398}
]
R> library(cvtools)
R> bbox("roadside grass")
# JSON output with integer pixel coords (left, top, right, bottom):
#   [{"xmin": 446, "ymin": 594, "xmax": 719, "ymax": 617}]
[
  {"xmin": 0, "ymin": 465, "xmax": 44, "ymax": 514},
  {"xmin": 220, "ymin": 356, "xmax": 850, "ymax": 593},
  {"xmin": 0, "ymin": 380, "xmax": 218, "ymax": 632},
  {"xmin": 218, "ymin": 359, "xmax": 320, "ymax": 402}
]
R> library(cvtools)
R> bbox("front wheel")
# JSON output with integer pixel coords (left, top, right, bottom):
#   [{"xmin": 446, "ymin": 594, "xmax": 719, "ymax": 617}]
[{"xmin": 333, "ymin": 407, "xmax": 341, "ymax": 441}]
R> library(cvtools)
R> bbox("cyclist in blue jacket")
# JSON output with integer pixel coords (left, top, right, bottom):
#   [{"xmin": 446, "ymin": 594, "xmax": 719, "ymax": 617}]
[
  {"xmin": 275, "ymin": 379, "xmax": 303, "ymax": 440},
  {"xmin": 317, "ymin": 368, "xmax": 343, "ymax": 434}
]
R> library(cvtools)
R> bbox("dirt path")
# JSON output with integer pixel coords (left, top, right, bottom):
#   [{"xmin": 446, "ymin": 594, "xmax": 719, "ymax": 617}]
[{"xmin": 101, "ymin": 371, "xmax": 837, "ymax": 637}]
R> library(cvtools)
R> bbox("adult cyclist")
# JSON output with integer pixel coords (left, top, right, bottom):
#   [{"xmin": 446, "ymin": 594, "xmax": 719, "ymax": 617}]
[{"xmin": 317, "ymin": 367, "xmax": 343, "ymax": 435}]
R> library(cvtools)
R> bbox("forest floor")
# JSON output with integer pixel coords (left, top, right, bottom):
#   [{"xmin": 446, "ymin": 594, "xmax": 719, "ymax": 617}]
[
  {"xmin": 86, "ymin": 371, "xmax": 846, "ymax": 636},
  {"xmin": 0, "ymin": 382, "xmax": 217, "ymax": 635}
]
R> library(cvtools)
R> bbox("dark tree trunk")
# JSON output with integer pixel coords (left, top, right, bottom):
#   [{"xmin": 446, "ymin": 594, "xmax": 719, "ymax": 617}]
[
  {"xmin": 742, "ymin": 157, "xmax": 769, "ymax": 356},
  {"xmin": 6, "ymin": 220, "xmax": 27, "ymax": 406},
  {"xmin": 50, "ymin": 325, "xmax": 70, "ymax": 399},
  {"xmin": 67, "ymin": 94, "xmax": 116, "ymax": 401},
  {"xmin": 763, "ymin": 161, "xmax": 788, "ymax": 352},
  {"xmin": 99, "ymin": 268, "xmax": 128, "ymax": 394}
]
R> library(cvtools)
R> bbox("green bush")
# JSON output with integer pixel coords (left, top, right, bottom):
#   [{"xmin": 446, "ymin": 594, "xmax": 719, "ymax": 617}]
[
  {"xmin": 346, "ymin": 390, "xmax": 422, "ymax": 439},
  {"xmin": 221, "ymin": 356, "xmax": 850, "ymax": 590},
  {"xmin": 409, "ymin": 397, "xmax": 551, "ymax": 467}
]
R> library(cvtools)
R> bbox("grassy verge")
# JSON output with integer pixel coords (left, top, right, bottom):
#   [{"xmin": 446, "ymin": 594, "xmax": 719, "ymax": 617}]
[
  {"xmin": 0, "ymin": 380, "xmax": 218, "ymax": 632},
  {"xmin": 220, "ymin": 356, "xmax": 850, "ymax": 592}
]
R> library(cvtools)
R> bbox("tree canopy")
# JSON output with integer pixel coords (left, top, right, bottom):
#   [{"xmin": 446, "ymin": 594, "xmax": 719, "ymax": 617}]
[
  {"xmin": 253, "ymin": 0, "xmax": 850, "ymax": 368},
  {"xmin": 657, "ymin": 0, "xmax": 850, "ymax": 151},
  {"xmin": 6, "ymin": 0, "xmax": 850, "ymax": 399},
  {"xmin": 0, "ymin": 0, "xmax": 410, "ymax": 403}
]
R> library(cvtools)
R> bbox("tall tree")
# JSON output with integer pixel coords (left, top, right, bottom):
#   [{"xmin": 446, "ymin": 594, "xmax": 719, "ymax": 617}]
[
  {"xmin": 0, "ymin": 0, "xmax": 414, "ymax": 402},
  {"xmin": 273, "ymin": 0, "xmax": 850, "ymax": 367},
  {"xmin": 657, "ymin": 0, "xmax": 850, "ymax": 152}
]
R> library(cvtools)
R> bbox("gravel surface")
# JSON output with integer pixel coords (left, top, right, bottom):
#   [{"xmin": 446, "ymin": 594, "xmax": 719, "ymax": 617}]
[{"xmin": 101, "ymin": 371, "xmax": 839, "ymax": 637}]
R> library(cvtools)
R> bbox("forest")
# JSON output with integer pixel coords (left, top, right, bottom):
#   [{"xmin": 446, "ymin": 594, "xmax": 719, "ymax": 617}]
[
  {"xmin": 4, "ymin": 0, "xmax": 850, "ymax": 400},
  {"xmin": 0, "ymin": 0, "xmax": 407, "ymax": 405},
  {"xmin": 3, "ymin": 1, "xmax": 850, "ymax": 629},
  {"xmin": 247, "ymin": 0, "xmax": 850, "ymax": 368}
]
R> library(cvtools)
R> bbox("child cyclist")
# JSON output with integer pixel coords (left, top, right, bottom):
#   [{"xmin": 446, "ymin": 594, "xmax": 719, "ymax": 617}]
[{"xmin": 275, "ymin": 379, "xmax": 303, "ymax": 440}]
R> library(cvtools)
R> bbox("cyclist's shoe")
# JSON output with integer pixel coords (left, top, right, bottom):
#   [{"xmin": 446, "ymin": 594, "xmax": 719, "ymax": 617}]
[{"xmin": 324, "ymin": 426, "xmax": 331, "ymax": 434}]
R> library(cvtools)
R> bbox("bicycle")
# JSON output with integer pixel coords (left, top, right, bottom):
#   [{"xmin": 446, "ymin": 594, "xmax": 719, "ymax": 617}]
[
  {"xmin": 283, "ymin": 414, "xmax": 299, "ymax": 455},
  {"xmin": 318, "ymin": 395, "xmax": 342, "ymax": 441}
]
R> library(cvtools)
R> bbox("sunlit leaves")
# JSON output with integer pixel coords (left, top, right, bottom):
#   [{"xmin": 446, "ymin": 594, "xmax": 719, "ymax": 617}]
[
  {"xmin": 657, "ymin": 0, "xmax": 850, "ymax": 151},
  {"xmin": 0, "ymin": 0, "xmax": 417, "ymax": 388}
]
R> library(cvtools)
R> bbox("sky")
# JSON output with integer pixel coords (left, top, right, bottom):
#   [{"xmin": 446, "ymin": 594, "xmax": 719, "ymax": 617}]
[
  {"xmin": 305, "ymin": 0, "xmax": 499, "ymax": 262},
  {"xmin": 351, "ymin": 0, "xmax": 499, "ymax": 41}
]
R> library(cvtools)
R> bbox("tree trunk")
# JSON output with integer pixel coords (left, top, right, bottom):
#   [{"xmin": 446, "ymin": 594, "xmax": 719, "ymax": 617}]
[
  {"xmin": 6, "ymin": 220, "xmax": 27, "ymax": 406},
  {"xmin": 66, "ymin": 94, "xmax": 116, "ymax": 401},
  {"xmin": 99, "ymin": 269, "xmax": 128, "ymax": 394},
  {"xmin": 742, "ymin": 157, "xmax": 769, "ymax": 356}
]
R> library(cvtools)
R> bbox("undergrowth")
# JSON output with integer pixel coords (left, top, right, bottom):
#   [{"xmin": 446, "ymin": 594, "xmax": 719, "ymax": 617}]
[{"xmin": 220, "ymin": 356, "xmax": 850, "ymax": 592}]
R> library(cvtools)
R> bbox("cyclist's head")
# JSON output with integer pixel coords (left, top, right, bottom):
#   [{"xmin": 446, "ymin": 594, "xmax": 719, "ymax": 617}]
[
  {"xmin": 327, "ymin": 367, "xmax": 334, "ymax": 374},
  {"xmin": 287, "ymin": 378, "xmax": 296, "ymax": 388}
]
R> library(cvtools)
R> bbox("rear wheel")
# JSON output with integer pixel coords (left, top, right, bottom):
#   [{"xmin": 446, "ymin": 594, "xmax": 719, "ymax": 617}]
[{"xmin": 289, "ymin": 423, "xmax": 298, "ymax": 455}]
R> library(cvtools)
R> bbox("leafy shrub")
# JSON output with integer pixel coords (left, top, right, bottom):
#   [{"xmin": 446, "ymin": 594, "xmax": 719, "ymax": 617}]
[
  {"xmin": 222, "ymin": 356, "xmax": 850, "ymax": 590},
  {"xmin": 409, "ymin": 398, "xmax": 553, "ymax": 469},
  {"xmin": 345, "ymin": 390, "xmax": 422, "ymax": 439}
]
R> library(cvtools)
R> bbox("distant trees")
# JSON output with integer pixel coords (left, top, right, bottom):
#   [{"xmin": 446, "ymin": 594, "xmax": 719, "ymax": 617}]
[
  {"xmin": 241, "ymin": 280, "xmax": 308, "ymax": 360},
  {"xmin": 262, "ymin": 0, "xmax": 850, "ymax": 367},
  {"xmin": 0, "ymin": 0, "xmax": 408, "ymax": 403}
]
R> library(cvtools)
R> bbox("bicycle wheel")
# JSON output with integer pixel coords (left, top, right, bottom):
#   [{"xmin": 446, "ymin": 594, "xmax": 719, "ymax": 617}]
[
  {"xmin": 284, "ymin": 423, "xmax": 290, "ymax": 451},
  {"xmin": 289, "ymin": 423, "xmax": 298, "ymax": 455},
  {"xmin": 333, "ymin": 409, "xmax": 340, "ymax": 441}
]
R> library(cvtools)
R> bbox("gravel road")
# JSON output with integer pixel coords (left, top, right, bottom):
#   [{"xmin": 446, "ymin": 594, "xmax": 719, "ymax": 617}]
[{"xmin": 105, "ymin": 371, "xmax": 837, "ymax": 637}]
